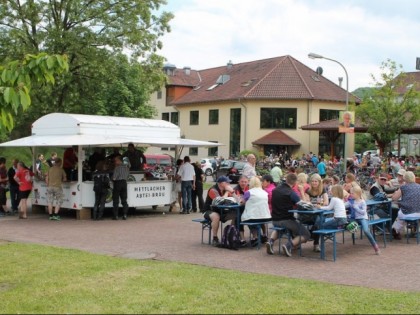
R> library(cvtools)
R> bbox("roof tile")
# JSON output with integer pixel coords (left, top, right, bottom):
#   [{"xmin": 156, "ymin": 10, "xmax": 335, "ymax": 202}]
[{"xmin": 169, "ymin": 55, "xmax": 360, "ymax": 105}]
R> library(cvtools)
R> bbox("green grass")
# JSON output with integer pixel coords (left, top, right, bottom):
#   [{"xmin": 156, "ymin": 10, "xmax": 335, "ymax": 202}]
[
  {"xmin": 0, "ymin": 242, "xmax": 419, "ymax": 314},
  {"xmin": 203, "ymin": 181, "xmax": 213, "ymax": 190}
]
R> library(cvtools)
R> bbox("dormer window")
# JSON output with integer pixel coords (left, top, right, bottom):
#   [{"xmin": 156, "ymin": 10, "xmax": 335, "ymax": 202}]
[
  {"xmin": 207, "ymin": 74, "xmax": 230, "ymax": 91},
  {"xmin": 216, "ymin": 74, "xmax": 230, "ymax": 84}
]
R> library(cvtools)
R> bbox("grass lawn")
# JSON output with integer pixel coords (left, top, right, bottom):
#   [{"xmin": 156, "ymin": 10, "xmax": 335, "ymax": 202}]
[
  {"xmin": 203, "ymin": 181, "xmax": 213, "ymax": 190},
  {"xmin": 1, "ymin": 242, "xmax": 418, "ymax": 314}
]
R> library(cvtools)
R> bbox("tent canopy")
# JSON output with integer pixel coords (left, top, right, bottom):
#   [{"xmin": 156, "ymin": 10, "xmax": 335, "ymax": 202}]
[{"xmin": 0, "ymin": 113, "xmax": 222, "ymax": 148}]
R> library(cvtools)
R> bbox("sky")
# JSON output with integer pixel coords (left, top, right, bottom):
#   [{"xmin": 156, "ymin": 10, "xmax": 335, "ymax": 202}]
[{"xmin": 157, "ymin": 0, "xmax": 420, "ymax": 91}]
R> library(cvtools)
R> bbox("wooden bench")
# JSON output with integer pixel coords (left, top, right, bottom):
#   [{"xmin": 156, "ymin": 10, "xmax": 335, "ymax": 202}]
[
  {"xmin": 312, "ymin": 228, "xmax": 345, "ymax": 262},
  {"xmin": 401, "ymin": 216, "xmax": 420, "ymax": 244},
  {"xmin": 270, "ymin": 226, "xmax": 292, "ymax": 254},
  {"xmin": 240, "ymin": 221, "xmax": 271, "ymax": 249},
  {"xmin": 192, "ymin": 218, "xmax": 212, "ymax": 244}
]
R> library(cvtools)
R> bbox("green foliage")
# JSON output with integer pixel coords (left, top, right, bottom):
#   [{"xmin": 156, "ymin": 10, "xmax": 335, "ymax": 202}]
[
  {"xmin": 0, "ymin": 0, "xmax": 173, "ymax": 137},
  {"xmin": 354, "ymin": 133, "xmax": 376, "ymax": 154},
  {"xmin": 0, "ymin": 53, "xmax": 68, "ymax": 131},
  {"xmin": 356, "ymin": 59, "xmax": 420, "ymax": 154},
  {"xmin": 240, "ymin": 149, "xmax": 261, "ymax": 159},
  {"xmin": 0, "ymin": 147, "xmax": 64, "ymax": 167},
  {"xmin": 1, "ymin": 242, "xmax": 420, "ymax": 314},
  {"xmin": 256, "ymin": 166, "xmax": 270, "ymax": 176},
  {"xmin": 351, "ymin": 86, "xmax": 376, "ymax": 100}
]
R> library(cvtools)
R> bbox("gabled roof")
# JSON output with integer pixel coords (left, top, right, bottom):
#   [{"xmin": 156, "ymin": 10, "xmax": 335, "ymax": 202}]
[
  {"xmin": 252, "ymin": 130, "xmax": 301, "ymax": 146},
  {"xmin": 170, "ymin": 55, "xmax": 360, "ymax": 106}
]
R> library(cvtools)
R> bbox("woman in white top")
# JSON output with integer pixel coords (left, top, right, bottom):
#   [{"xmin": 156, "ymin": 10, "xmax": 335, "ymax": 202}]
[{"xmin": 241, "ymin": 177, "xmax": 271, "ymax": 246}]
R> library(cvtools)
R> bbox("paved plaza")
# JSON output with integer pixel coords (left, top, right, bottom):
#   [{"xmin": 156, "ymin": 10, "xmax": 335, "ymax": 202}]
[{"xmin": 0, "ymin": 203, "xmax": 419, "ymax": 292}]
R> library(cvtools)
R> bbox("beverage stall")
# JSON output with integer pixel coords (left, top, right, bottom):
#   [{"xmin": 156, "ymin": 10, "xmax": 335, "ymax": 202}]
[{"xmin": 0, "ymin": 113, "xmax": 221, "ymax": 219}]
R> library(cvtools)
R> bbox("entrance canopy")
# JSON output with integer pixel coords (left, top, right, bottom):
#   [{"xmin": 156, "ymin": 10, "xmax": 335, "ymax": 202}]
[
  {"xmin": 0, "ymin": 113, "xmax": 222, "ymax": 148},
  {"xmin": 252, "ymin": 130, "xmax": 301, "ymax": 146}
]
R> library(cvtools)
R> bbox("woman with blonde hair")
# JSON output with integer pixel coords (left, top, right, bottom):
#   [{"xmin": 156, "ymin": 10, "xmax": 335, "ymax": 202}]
[
  {"xmin": 241, "ymin": 176, "xmax": 272, "ymax": 246},
  {"xmin": 292, "ymin": 172, "xmax": 310, "ymax": 199},
  {"xmin": 347, "ymin": 185, "xmax": 380, "ymax": 254},
  {"xmin": 304, "ymin": 173, "xmax": 328, "ymax": 206}
]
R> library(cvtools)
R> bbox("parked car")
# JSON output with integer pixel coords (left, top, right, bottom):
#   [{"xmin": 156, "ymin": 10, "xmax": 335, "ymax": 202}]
[
  {"xmin": 144, "ymin": 154, "xmax": 173, "ymax": 173},
  {"xmin": 213, "ymin": 159, "xmax": 246, "ymax": 184},
  {"xmin": 363, "ymin": 149, "xmax": 379, "ymax": 157},
  {"xmin": 200, "ymin": 158, "xmax": 214, "ymax": 176}
]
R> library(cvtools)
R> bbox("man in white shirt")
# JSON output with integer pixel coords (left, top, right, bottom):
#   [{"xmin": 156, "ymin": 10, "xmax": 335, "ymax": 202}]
[
  {"xmin": 242, "ymin": 154, "xmax": 257, "ymax": 179},
  {"xmin": 177, "ymin": 156, "xmax": 196, "ymax": 214}
]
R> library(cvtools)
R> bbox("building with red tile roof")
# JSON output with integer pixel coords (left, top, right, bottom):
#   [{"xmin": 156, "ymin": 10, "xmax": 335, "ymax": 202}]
[{"xmin": 149, "ymin": 55, "xmax": 360, "ymax": 159}]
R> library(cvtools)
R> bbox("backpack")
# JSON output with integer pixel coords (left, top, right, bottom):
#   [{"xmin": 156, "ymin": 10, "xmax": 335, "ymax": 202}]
[
  {"xmin": 373, "ymin": 192, "xmax": 387, "ymax": 201},
  {"xmin": 296, "ymin": 201, "xmax": 316, "ymax": 225},
  {"xmin": 211, "ymin": 196, "xmax": 238, "ymax": 207},
  {"xmin": 93, "ymin": 173, "xmax": 110, "ymax": 193},
  {"xmin": 217, "ymin": 224, "xmax": 241, "ymax": 250}
]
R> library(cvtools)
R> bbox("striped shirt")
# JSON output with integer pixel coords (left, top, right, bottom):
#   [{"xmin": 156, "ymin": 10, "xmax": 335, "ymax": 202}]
[{"xmin": 113, "ymin": 165, "xmax": 129, "ymax": 181}]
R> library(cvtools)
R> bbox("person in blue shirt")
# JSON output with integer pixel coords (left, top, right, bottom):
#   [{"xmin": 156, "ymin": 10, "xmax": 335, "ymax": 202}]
[
  {"xmin": 311, "ymin": 154, "xmax": 319, "ymax": 167},
  {"xmin": 317, "ymin": 157, "xmax": 327, "ymax": 178}
]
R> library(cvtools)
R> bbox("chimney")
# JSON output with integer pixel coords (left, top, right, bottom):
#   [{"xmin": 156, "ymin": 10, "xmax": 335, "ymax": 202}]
[
  {"xmin": 227, "ymin": 60, "xmax": 233, "ymax": 70},
  {"xmin": 183, "ymin": 66, "xmax": 191, "ymax": 75},
  {"xmin": 338, "ymin": 77, "xmax": 343, "ymax": 87}
]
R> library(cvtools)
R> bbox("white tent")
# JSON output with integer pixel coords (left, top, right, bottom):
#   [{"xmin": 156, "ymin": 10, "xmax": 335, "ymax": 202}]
[{"xmin": 0, "ymin": 113, "xmax": 222, "ymax": 148}]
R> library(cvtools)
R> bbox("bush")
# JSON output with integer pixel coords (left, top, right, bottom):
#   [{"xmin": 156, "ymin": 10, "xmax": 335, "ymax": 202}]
[{"xmin": 239, "ymin": 149, "xmax": 260, "ymax": 159}]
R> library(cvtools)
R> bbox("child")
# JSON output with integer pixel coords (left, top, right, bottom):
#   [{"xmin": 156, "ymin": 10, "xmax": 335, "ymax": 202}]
[
  {"xmin": 347, "ymin": 185, "xmax": 380, "ymax": 255},
  {"xmin": 312, "ymin": 185, "xmax": 348, "ymax": 252}
]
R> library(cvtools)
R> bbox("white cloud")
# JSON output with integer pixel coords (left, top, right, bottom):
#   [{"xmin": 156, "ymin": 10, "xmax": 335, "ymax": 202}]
[{"xmin": 159, "ymin": 0, "xmax": 420, "ymax": 91}]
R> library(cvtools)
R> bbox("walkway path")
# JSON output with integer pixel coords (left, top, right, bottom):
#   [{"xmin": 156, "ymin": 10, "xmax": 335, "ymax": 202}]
[{"xmin": 1, "ymin": 207, "xmax": 419, "ymax": 292}]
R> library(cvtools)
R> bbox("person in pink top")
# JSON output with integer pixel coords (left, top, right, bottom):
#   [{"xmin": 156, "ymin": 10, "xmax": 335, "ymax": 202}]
[
  {"xmin": 13, "ymin": 162, "xmax": 34, "ymax": 219},
  {"xmin": 292, "ymin": 172, "xmax": 310, "ymax": 200},
  {"xmin": 261, "ymin": 174, "xmax": 276, "ymax": 214}
]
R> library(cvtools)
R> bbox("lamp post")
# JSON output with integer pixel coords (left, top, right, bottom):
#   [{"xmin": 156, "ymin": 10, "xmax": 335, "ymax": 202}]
[{"xmin": 308, "ymin": 52, "xmax": 349, "ymax": 174}]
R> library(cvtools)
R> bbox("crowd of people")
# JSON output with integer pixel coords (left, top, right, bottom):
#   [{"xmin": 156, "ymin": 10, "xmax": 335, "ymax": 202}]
[
  {"xmin": 200, "ymin": 152, "xmax": 420, "ymax": 257},
  {"xmin": 0, "ymin": 143, "xmax": 148, "ymax": 221}
]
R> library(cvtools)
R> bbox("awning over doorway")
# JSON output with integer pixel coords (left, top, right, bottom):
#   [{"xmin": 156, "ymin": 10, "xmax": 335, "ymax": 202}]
[
  {"xmin": 300, "ymin": 118, "xmax": 420, "ymax": 133},
  {"xmin": 252, "ymin": 130, "xmax": 301, "ymax": 146}
]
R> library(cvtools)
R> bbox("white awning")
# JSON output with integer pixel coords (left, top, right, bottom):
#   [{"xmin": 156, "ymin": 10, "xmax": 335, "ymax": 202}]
[{"xmin": 0, "ymin": 113, "xmax": 222, "ymax": 148}]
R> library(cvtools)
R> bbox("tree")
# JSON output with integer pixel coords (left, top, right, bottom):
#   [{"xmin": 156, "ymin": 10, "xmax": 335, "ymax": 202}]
[
  {"xmin": 0, "ymin": 0, "xmax": 173, "ymax": 137},
  {"xmin": 354, "ymin": 133, "xmax": 375, "ymax": 154},
  {"xmin": 356, "ymin": 59, "xmax": 420, "ymax": 155},
  {"xmin": 0, "ymin": 53, "xmax": 68, "ymax": 132}
]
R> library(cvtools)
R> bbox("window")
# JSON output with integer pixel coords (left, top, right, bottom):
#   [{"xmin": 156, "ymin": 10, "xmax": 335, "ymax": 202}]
[
  {"xmin": 171, "ymin": 112, "xmax": 179, "ymax": 125},
  {"xmin": 209, "ymin": 109, "xmax": 219, "ymax": 125},
  {"xmin": 189, "ymin": 147, "xmax": 198, "ymax": 156},
  {"xmin": 162, "ymin": 112, "xmax": 169, "ymax": 121},
  {"xmin": 208, "ymin": 141, "xmax": 218, "ymax": 157},
  {"xmin": 230, "ymin": 108, "xmax": 241, "ymax": 157},
  {"xmin": 320, "ymin": 109, "xmax": 339, "ymax": 121},
  {"xmin": 190, "ymin": 110, "xmax": 199, "ymax": 125},
  {"xmin": 260, "ymin": 108, "xmax": 297, "ymax": 129},
  {"xmin": 157, "ymin": 90, "xmax": 162, "ymax": 99}
]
